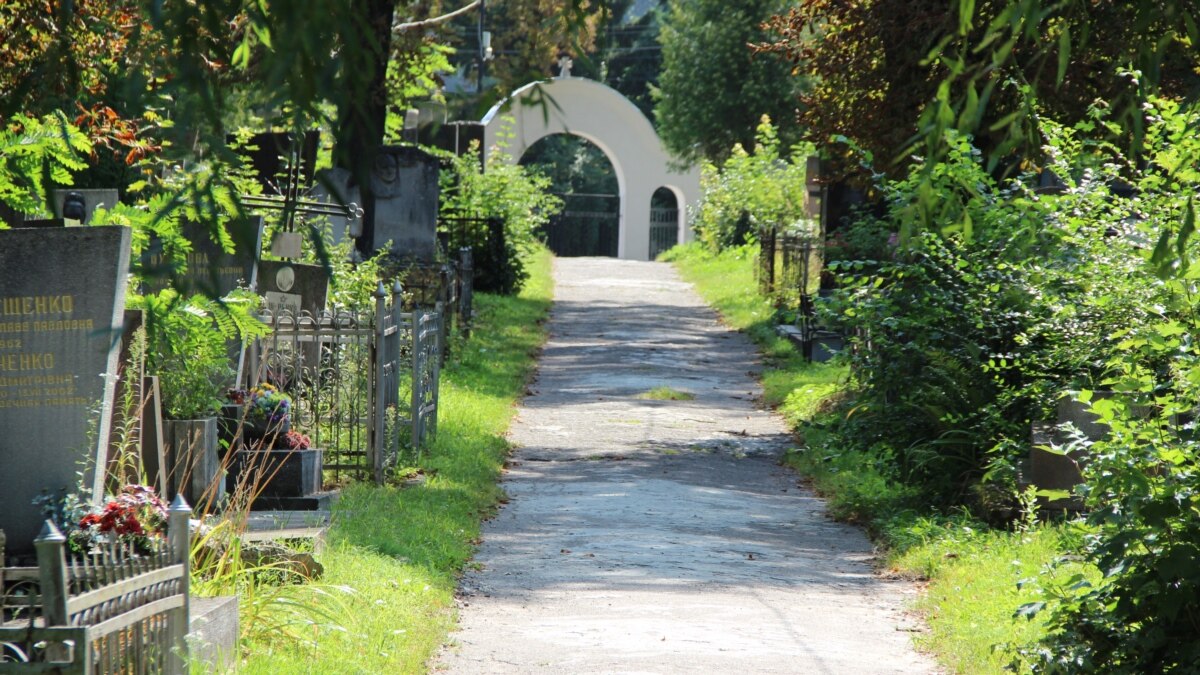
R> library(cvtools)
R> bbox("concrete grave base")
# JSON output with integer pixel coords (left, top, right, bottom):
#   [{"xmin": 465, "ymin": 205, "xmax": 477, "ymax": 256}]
[{"xmin": 188, "ymin": 595, "xmax": 238, "ymax": 672}]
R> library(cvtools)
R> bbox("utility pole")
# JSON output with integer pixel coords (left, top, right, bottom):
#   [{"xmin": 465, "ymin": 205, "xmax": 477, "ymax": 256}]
[{"xmin": 477, "ymin": 0, "xmax": 491, "ymax": 93}]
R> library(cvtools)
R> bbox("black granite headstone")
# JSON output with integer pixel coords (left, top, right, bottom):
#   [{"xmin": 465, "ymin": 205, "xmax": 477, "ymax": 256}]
[
  {"xmin": 257, "ymin": 261, "xmax": 330, "ymax": 318},
  {"xmin": 233, "ymin": 131, "xmax": 320, "ymax": 194},
  {"xmin": 141, "ymin": 217, "xmax": 264, "ymax": 296},
  {"xmin": 316, "ymin": 147, "xmax": 439, "ymax": 260},
  {"xmin": 0, "ymin": 227, "xmax": 131, "ymax": 553}
]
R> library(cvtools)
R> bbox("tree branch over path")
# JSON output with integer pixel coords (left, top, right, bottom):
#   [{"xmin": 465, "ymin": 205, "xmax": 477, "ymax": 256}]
[{"xmin": 393, "ymin": 0, "xmax": 488, "ymax": 32}]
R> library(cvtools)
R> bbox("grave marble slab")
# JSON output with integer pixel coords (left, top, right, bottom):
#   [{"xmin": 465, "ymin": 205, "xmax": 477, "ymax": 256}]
[{"xmin": 0, "ymin": 226, "xmax": 131, "ymax": 553}]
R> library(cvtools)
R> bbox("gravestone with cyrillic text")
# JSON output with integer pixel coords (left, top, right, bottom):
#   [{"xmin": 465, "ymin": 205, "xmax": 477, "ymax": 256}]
[
  {"xmin": 140, "ymin": 217, "xmax": 264, "ymax": 297},
  {"xmin": 0, "ymin": 227, "xmax": 131, "ymax": 555}
]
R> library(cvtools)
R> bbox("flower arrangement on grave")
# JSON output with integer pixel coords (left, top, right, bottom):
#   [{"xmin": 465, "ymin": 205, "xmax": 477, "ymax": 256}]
[
  {"xmin": 72, "ymin": 484, "xmax": 168, "ymax": 554},
  {"xmin": 281, "ymin": 429, "xmax": 311, "ymax": 450},
  {"xmin": 228, "ymin": 384, "xmax": 292, "ymax": 443}
]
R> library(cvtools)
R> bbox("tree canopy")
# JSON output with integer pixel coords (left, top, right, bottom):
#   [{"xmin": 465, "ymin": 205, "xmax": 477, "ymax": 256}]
[
  {"xmin": 653, "ymin": 0, "xmax": 801, "ymax": 165},
  {"xmin": 759, "ymin": 0, "xmax": 1200, "ymax": 179}
]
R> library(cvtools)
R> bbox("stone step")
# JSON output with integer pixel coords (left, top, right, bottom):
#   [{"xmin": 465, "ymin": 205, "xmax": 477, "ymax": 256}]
[{"xmin": 248, "ymin": 490, "xmax": 339, "ymax": 512}]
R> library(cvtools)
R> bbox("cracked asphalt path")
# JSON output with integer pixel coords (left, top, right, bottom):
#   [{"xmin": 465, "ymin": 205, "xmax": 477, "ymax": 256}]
[{"xmin": 436, "ymin": 258, "xmax": 936, "ymax": 674}]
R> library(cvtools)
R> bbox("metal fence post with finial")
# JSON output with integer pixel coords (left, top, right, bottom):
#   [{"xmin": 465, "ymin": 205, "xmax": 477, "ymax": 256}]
[
  {"xmin": 167, "ymin": 495, "xmax": 192, "ymax": 675},
  {"xmin": 34, "ymin": 520, "xmax": 69, "ymax": 662},
  {"xmin": 371, "ymin": 281, "xmax": 389, "ymax": 485}
]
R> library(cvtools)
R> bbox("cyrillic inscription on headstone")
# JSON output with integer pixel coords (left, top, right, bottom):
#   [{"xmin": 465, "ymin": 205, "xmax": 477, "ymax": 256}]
[{"xmin": 0, "ymin": 227, "xmax": 131, "ymax": 553}]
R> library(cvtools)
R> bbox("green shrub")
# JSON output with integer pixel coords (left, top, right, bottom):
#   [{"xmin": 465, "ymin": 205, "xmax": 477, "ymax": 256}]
[
  {"xmin": 825, "ymin": 126, "xmax": 1166, "ymax": 505},
  {"xmin": 439, "ymin": 123, "xmax": 562, "ymax": 295},
  {"xmin": 1014, "ymin": 98, "xmax": 1200, "ymax": 674},
  {"xmin": 132, "ymin": 288, "xmax": 267, "ymax": 419},
  {"xmin": 692, "ymin": 116, "xmax": 813, "ymax": 251},
  {"xmin": 0, "ymin": 111, "xmax": 91, "ymax": 219}
]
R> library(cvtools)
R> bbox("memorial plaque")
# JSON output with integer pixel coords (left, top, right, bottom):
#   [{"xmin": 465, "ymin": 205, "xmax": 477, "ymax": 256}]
[
  {"xmin": 141, "ymin": 217, "xmax": 264, "ymax": 296},
  {"xmin": 0, "ymin": 227, "xmax": 131, "ymax": 553}
]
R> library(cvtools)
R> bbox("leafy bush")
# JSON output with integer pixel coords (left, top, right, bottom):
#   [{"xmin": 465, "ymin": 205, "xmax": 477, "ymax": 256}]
[
  {"xmin": 1011, "ymin": 98, "xmax": 1200, "ymax": 673},
  {"xmin": 825, "ymin": 124, "xmax": 1166, "ymax": 503},
  {"xmin": 692, "ymin": 115, "xmax": 812, "ymax": 251},
  {"xmin": 0, "ymin": 111, "xmax": 91, "ymax": 218},
  {"xmin": 440, "ymin": 125, "xmax": 562, "ymax": 295},
  {"xmin": 132, "ymin": 288, "xmax": 267, "ymax": 419}
]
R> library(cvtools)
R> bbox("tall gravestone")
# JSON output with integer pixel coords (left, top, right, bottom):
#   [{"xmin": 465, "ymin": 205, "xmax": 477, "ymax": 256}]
[
  {"xmin": 317, "ymin": 146, "xmax": 440, "ymax": 261},
  {"xmin": 0, "ymin": 227, "xmax": 131, "ymax": 553}
]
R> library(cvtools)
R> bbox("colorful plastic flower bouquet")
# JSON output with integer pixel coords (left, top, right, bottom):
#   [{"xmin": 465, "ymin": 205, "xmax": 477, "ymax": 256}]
[
  {"xmin": 73, "ymin": 484, "xmax": 168, "ymax": 554},
  {"xmin": 228, "ymin": 383, "xmax": 292, "ymax": 444}
]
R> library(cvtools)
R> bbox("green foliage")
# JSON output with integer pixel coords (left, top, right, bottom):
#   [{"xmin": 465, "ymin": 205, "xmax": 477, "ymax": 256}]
[
  {"xmin": 599, "ymin": 1, "xmax": 665, "ymax": 119},
  {"xmin": 693, "ymin": 117, "xmax": 813, "ymax": 251},
  {"xmin": 131, "ymin": 288, "xmax": 267, "ymax": 419},
  {"xmin": 0, "ymin": 112, "xmax": 91, "ymax": 218},
  {"xmin": 90, "ymin": 171, "xmax": 270, "ymax": 420},
  {"xmin": 822, "ymin": 120, "xmax": 1176, "ymax": 504},
  {"xmin": 190, "ymin": 518, "xmax": 356, "ymax": 660},
  {"xmin": 384, "ymin": 40, "xmax": 454, "ymax": 143},
  {"xmin": 1008, "ymin": 99, "xmax": 1200, "ymax": 674},
  {"xmin": 653, "ymin": 0, "xmax": 802, "ymax": 165},
  {"xmin": 762, "ymin": 1, "xmax": 1199, "ymax": 182},
  {"xmin": 440, "ymin": 129, "xmax": 562, "ymax": 295},
  {"xmin": 894, "ymin": 517, "xmax": 1094, "ymax": 674}
]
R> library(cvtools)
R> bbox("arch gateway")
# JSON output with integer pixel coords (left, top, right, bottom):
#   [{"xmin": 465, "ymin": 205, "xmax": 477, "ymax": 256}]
[{"xmin": 481, "ymin": 77, "xmax": 701, "ymax": 261}]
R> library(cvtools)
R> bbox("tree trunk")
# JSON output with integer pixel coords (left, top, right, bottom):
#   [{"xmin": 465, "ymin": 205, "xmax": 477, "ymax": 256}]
[{"xmin": 334, "ymin": 0, "xmax": 398, "ymax": 259}]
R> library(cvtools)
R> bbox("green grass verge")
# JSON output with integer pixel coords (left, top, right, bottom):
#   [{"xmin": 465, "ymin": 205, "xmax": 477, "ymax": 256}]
[
  {"xmin": 238, "ymin": 249, "xmax": 554, "ymax": 674},
  {"xmin": 666, "ymin": 241, "xmax": 1088, "ymax": 674}
]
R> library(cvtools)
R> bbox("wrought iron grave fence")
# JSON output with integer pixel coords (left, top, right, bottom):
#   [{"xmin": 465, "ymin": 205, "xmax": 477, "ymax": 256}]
[
  {"xmin": 0, "ymin": 498, "xmax": 192, "ymax": 674},
  {"xmin": 246, "ymin": 282, "xmax": 441, "ymax": 485}
]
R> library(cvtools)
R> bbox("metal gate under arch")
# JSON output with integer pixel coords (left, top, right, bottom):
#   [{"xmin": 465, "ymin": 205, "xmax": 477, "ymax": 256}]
[{"xmin": 541, "ymin": 193, "xmax": 619, "ymax": 257}]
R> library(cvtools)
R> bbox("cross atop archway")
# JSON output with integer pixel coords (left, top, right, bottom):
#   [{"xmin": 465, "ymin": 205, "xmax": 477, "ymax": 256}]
[{"xmin": 481, "ymin": 77, "xmax": 701, "ymax": 260}]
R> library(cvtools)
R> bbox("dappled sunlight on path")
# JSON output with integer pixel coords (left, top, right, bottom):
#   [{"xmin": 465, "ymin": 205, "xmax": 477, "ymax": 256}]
[{"xmin": 436, "ymin": 258, "xmax": 936, "ymax": 674}]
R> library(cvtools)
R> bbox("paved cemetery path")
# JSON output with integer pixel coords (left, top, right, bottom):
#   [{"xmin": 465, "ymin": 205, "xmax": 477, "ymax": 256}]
[{"xmin": 436, "ymin": 258, "xmax": 937, "ymax": 674}]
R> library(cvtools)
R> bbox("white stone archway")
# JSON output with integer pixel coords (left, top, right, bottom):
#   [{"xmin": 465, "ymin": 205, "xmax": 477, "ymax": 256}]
[{"xmin": 481, "ymin": 77, "xmax": 700, "ymax": 260}]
